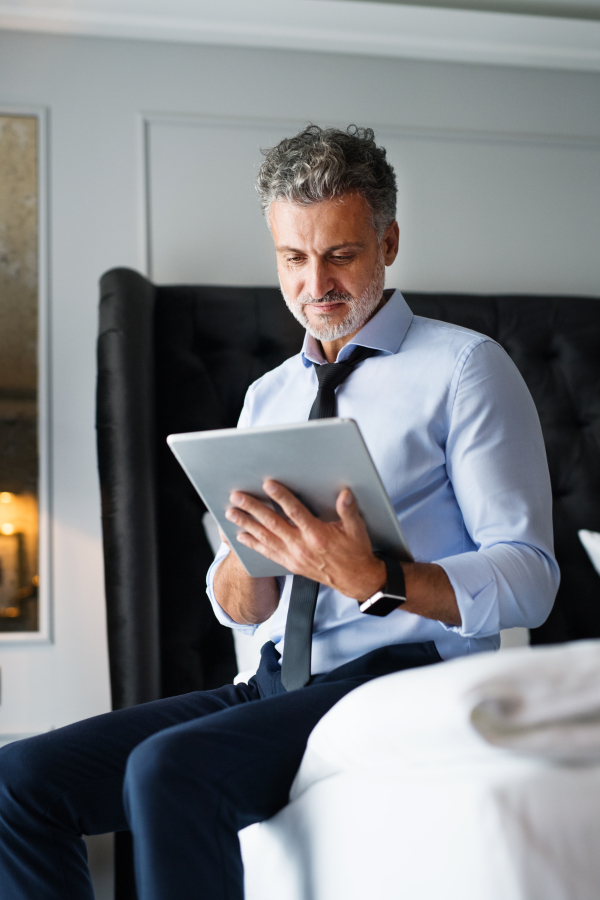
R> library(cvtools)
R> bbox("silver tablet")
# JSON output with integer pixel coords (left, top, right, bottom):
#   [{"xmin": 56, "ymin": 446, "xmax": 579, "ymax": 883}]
[{"xmin": 167, "ymin": 418, "xmax": 412, "ymax": 578}]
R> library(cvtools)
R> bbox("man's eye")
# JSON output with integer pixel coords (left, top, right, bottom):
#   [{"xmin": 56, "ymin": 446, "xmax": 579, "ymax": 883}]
[{"xmin": 331, "ymin": 255, "xmax": 353, "ymax": 262}]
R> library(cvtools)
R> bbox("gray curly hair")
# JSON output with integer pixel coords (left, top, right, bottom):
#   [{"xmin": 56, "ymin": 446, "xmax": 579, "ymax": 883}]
[{"xmin": 256, "ymin": 125, "xmax": 397, "ymax": 238}]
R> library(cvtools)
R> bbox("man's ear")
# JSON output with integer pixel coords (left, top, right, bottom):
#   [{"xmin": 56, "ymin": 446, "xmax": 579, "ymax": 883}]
[{"xmin": 382, "ymin": 221, "xmax": 400, "ymax": 267}]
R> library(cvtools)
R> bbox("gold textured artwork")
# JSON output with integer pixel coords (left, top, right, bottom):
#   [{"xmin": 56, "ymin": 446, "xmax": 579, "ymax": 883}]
[{"xmin": 0, "ymin": 115, "xmax": 39, "ymax": 631}]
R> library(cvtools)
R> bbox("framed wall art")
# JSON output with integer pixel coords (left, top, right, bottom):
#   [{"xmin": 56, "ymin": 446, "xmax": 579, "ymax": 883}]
[{"xmin": 0, "ymin": 107, "xmax": 51, "ymax": 642}]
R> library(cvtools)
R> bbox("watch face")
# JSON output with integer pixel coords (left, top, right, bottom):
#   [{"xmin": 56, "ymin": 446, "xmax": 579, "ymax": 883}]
[{"xmin": 361, "ymin": 593, "xmax": 405, "ymax": 617}]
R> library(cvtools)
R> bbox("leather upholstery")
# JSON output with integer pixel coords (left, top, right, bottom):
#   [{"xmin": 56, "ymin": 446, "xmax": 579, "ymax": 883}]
[
  {"xmin": 97, "ymin": 269, "xmax": 161, "ymax": 710},
  {"xmin": 97, "ymin": 270, "xmax": 600, "ymax": 713},
  {"xmin": 97, "ymin": 270, "xmax": 304, "ymax": 710}
]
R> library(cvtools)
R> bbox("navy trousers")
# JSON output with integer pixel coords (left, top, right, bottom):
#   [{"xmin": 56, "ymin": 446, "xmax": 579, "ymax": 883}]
[{"xmin": 0, "ymin": 640, "xmax": 441, "ymax": 899}]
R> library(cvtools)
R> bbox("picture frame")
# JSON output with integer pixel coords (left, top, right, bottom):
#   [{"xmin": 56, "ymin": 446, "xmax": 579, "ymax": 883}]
[{"xmin": 0, "ymin": 105, "xmax": 51, "ymax": 643}]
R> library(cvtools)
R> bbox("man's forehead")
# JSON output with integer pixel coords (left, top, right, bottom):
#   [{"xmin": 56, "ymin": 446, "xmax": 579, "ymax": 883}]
[
  {"xmin": 270, "ymin": 193, "xmax": 370, "ymax": 218},
  {"xmin": 275, "ymin": 239, "xmax": 367, "ymax": 253},
  {"xmin": 269, "ymin": 194, "xmax": 375, "ymax": 246}
]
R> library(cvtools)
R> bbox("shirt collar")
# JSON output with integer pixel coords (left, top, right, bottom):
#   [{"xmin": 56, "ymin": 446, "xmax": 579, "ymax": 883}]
[{"xmin": 300, "ymin": 289, "xmax": 414, "ymax": 367}]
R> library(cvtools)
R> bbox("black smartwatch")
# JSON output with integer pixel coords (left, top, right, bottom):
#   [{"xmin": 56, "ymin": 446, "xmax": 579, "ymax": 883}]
[{"xmin": 359, "ymin": 552, "xmax": 407, "ymax": 617}]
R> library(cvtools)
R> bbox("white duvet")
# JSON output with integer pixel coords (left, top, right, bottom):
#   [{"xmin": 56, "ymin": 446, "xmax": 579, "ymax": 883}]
[
  {"xmin": 242, "ymin": 641, "xmax": 600, "ymax": 900},
  {"xmin": 293, "ymin": 640, "xmax": 600, "ymax": 796}
]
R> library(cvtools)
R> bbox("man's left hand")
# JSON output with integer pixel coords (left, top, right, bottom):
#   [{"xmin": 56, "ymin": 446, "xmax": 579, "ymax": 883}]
[{"xmin": 225, "ymin": 480, "xmax": 386, "ymax": 604}]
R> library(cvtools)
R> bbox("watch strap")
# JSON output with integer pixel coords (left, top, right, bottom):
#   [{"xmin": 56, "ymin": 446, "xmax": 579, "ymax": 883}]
[
  {"xmin": 359, "ymin": 552, "xmax": 406, "ymax": 617},
  {"xmin": 374, "ymin": 551, "xmax": 406, "ymax": 601}
]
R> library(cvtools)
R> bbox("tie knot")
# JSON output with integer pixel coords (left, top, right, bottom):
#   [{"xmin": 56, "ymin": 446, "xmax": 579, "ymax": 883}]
[
  {"xmin": 314, "ymin": 345, "xmax": 379, "ymax": 392},
  {"xmin": 314, "ymin": 361, "xmax": 354, "ymax": 393},
  {"xmin": 308, "ymin": 345, "xmax": 379, "ymax": 421}
]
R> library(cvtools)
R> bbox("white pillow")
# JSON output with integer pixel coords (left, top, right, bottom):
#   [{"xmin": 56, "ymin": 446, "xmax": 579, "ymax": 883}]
[{"xmin": 579, "ymin": 530, "xmax": 600, "ymax": 577}]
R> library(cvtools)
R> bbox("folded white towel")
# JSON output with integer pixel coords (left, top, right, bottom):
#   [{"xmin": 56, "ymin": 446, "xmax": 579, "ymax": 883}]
[
  {"xmin": 468, "ymin": 640, "xmax": 600, "ymax": 759},
  {"xmin": 292, "ymin": 641, "xmax": 600, "ymax": 800}
]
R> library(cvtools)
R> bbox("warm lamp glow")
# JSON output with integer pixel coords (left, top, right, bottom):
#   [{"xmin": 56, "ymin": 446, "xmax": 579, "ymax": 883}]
[
  {"xmin": 1, "ymin": 523, "xmax": 15, "ymax": 535},
  {"xmin": 0, "ymin": 492, "xmax": 12, "ymax": 504}
]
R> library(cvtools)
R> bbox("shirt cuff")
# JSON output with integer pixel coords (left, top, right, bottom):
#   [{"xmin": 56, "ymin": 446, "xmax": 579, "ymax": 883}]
[
  {"xmin": 205, "ymin": 543, "xmax": 259, "ymax": 635},
  {"xmin": 433, "ymin": 551, "xmax": 499, "ymax": 638}
]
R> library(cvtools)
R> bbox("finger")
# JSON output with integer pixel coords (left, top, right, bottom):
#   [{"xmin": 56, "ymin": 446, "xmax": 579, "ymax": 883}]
[
  {"xmin": 225, "ymin": 507, "xmax": 273, "ymax": 542},
  {"xmin": 235, "ymin": 530, "xmax": 288, "ymax": 566},
  {"xmin": 336, "ymin": 489, "xmax": 369, "ymax": 541},
  {"xmin": 263, "ymin": 480, "xmax": 315, "ymax": 530},
  {"xmin": 225, "ymin": 507, "xmax": 283, "ymax": 547},
  {"xmin": 229, "ymin": 491, "xmax": 294, "ymax": 538}
]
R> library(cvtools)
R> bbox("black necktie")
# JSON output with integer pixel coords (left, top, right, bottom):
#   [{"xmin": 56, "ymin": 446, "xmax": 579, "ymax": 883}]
[{"xmin": 281, "ymin": 344, "xmax": 379, "ymax": 691}]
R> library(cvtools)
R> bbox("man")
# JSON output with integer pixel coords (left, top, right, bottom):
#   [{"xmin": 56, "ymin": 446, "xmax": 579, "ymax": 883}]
[{"xmin": 0, "ymin": 125, "xmax": 558, "ymax": 900}]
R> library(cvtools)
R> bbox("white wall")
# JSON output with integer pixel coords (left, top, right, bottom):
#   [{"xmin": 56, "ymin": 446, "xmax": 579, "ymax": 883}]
[
  {"xmin": 149, "ymin": 115, "xmax": 600, "ymax": 293},
  {"xmin": 0, "ymin": 28, "xmax": 599, "ymax": 893}
]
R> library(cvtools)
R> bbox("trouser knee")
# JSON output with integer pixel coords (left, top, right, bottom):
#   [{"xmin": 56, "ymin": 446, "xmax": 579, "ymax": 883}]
[
  {"xmin": 125, "ymin": 729, "xmax": 194, "ymax": 799},
  {"xmin": 123, "ymin": 726, "xmax": 225, "ymax": 819},
  {"xmin": 0, "ymin": 737, "xmax": 52, "ymax": 823}
]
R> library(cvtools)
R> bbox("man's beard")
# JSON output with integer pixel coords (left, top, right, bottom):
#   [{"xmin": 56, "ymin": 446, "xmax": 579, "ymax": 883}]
[{"xmin": 280, "ymin": 254, "xmax": 386, "ymax": 342}]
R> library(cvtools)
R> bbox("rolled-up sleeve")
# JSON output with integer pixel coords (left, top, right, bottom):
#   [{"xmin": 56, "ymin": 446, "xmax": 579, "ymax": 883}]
[
  {"xmin": 206, "ymin": 542, "xmax": 259, "ymax": 634},
  {"xmin": 434, "ymin": 340, "xmax": 560, "ymax": 638}
]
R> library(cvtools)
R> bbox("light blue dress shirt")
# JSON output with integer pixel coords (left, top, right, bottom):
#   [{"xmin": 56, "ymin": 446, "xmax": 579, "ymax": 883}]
[{"xmin": 207, "ymin": 290, "xmax": 559, "ymax": 671}]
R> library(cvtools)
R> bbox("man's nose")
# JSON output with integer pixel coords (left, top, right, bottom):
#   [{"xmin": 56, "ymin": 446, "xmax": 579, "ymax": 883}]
[{"xmin": 305, "ymin": 261, "xmax": 334, "ymax": 300}]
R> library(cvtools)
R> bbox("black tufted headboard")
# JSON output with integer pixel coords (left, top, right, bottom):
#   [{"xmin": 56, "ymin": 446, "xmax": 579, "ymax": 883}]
[{"xmin": 97, "ymin": 269, "xmax": 600, "ymax": 714}]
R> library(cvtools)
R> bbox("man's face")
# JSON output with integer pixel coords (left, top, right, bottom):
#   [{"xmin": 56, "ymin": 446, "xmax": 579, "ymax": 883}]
[{"xmin": 269, "ymin": 193, "xmax": 399, "ymax": 343}]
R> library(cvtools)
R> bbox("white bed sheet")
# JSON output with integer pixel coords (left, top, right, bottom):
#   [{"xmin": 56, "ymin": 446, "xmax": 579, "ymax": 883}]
[
  {"xmin": 241, "ymin": 759, "xmax": 600, "ymax": 900},
  {"xmin": 241, "ymin": 645, "xmax": 600, "ymax": 899}
]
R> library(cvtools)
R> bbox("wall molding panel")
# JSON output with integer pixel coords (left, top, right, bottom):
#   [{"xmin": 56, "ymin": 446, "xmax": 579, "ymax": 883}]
[{"xmin": 141, "ymin": 111, "xmax": 600, "ymax": 294}]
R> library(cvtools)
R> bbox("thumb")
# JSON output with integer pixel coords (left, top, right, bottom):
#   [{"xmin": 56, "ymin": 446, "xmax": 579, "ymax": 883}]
[{"xmin": 336, "ymin": 489, "xmax": 364, "ymax": 537}]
